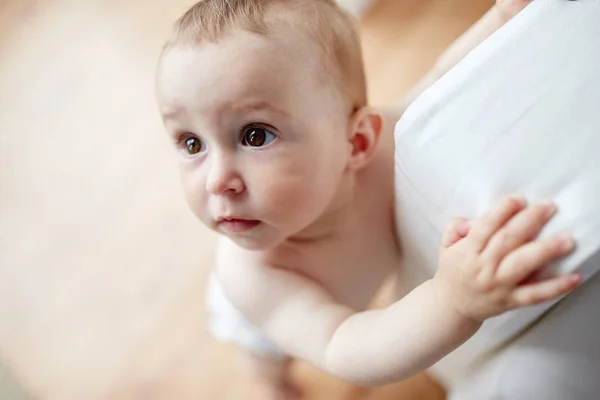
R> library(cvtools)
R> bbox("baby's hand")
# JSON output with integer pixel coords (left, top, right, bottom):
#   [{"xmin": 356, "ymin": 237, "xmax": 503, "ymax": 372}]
[{"xmin": 433, "ymin": 195, "xmax": 581, "ymax": 322}]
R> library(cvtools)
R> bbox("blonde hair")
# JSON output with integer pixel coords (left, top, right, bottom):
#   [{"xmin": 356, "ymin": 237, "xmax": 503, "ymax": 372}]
[{"xmin": 163, "ymin": 0, "xmax": 367, "ymax": 109}]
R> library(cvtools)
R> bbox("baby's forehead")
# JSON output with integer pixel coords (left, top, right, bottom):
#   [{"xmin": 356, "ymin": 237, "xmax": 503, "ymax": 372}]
[
  {"xmin": 156, "ymin": 35, "xmax": 343, "ymax": 122},
  {"xmin": 158, "ymin": 29, "xmax": 329, "ymax": 97},
  {"xmin": 161, "ymin": 0, "xmax": 365, "ymax": 111}
]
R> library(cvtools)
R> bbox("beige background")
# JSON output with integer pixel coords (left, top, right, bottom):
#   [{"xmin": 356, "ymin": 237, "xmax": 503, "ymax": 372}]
[{"xmin": 0, "ymin": 0, "xmax": 493, "ymax": 398}]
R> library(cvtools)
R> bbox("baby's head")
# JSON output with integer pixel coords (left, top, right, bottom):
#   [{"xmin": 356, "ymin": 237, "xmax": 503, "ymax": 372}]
[{"xmin": 156, "ymin": 0, "xmax": 382, "ymax": 250}]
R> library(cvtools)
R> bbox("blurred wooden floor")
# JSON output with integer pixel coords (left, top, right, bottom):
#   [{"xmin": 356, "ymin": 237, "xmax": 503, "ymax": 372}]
[{"xmin": 0, "ymin": 0, "xmax": 492, "ymax": 399}]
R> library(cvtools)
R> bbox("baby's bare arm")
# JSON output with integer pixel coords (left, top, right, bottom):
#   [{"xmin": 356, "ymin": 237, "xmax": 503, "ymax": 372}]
[
  {"xmin": 219, "ymin": 259, "xmax": 475, "ymax": 386},
  {"xmin": 215, "ymin": 239, "xmax": 354, "ymax": 369},
  {"xmin": 217, "ymin": 197, "xmax": 578, "ymax": 387}
]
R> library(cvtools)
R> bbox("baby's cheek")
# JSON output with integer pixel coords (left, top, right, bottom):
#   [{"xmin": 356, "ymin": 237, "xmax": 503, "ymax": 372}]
[
  {"xmin": 183, "ymin": 187, "xmax": 205, "ymax": 220},
  {"xmin": 180, "ymin": 171, "xmax": 208, "ymax": 221},
  {"xmin": 262, "ymin": 169, "xmax": 331, "ymax": 221},
  {"xmin": 262, "ymin": 178, "xmax": 304, "ymax": 211}
]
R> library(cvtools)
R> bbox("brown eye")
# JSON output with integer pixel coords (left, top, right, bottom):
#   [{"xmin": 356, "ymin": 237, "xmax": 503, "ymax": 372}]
[
  {"xmin": 242, "ymin": 126, "xmax": 276, "ymax": 147},
  {"xmin": 185, "ymin": 137, "xmax": 205, "ymax": 154}
]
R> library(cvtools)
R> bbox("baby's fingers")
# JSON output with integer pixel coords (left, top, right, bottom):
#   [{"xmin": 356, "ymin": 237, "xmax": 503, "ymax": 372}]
[
  {"xmin": 496, "ymin": 233, "xmax": 574, "ymax": 284},
  {"xmin": 481, "ymin": 201, "xmax": 557, "ymax": 270},
  {"xmin": 510, "ymin": 273, "xmax": 581, "ymax": 307},
  {"xmin": 442, "ymin": 218, "xmax": 470, "ymax": 248},
  {"xmin": 468, "ymin": 195, "xmax": 527, "ymax": 251}
]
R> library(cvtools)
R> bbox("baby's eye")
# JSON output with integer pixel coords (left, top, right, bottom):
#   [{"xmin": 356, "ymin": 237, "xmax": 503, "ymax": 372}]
[
  {"xmin": 241, "ymin": 126, "xmax": 276, "ymax": 148},
  {"xmin": 184, "ymin": 137, "xmax": 206, "ymax": 155}
]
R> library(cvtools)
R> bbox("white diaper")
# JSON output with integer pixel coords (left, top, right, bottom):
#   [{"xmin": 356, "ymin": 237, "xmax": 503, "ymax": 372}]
[{"xmin": 393, "ymin": 0, "xmax": 600, "ymax": 386}]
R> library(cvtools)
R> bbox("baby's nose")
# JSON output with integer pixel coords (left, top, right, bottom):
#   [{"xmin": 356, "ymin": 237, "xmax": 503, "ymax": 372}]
[
  {"xmin": 206, "ymin": 176, "xmax": 245, "ymax": 195},
  {"xmin": 205, "ymin": 161, "xmax": 245, "ymax": 196}
]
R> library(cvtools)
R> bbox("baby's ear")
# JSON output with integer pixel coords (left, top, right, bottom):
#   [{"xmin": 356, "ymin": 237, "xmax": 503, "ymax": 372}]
[{"xmin": 346, "ymin": 106, "xmax": 383, "ymax": 171}]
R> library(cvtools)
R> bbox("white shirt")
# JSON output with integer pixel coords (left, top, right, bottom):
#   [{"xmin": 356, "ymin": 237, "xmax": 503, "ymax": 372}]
[{"xmin": 394, "ymin": 0, "xmax": 600, "ymax": 385}]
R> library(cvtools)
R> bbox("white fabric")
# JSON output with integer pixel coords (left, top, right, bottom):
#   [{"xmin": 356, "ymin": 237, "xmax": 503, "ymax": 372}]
[
  {"xmin": 449, "ymin": 269, "xmax": 600, "ymax": 400},
  {"xmin": 394, "ymin": 0, "xmax": 600, "ymax": 388},
  {"xmin": 206, "ymin": 273, "xmax": 286, "ymax": 359}
]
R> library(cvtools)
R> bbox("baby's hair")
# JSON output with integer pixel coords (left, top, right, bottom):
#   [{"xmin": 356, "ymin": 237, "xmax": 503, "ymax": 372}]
[{"xmin": 163, "ymin": 0, "xmax": 367, "ymax": 109}]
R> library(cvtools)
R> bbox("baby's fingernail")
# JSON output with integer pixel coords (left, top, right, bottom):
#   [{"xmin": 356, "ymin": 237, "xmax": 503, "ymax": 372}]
[
  {"xmin": 569, "ymin": 273, "xmax": 582, "ymax": 285},
  {"xmin": 540, "ymin": 201, "xmax": 557, "ymax": 217},
  {"xmin": 512, "ymin": 194, "xmax": 527, "ymax": 207},
  {"xmin": 557, "ymin": 234, "xmax": 575, "ymax": 251}
]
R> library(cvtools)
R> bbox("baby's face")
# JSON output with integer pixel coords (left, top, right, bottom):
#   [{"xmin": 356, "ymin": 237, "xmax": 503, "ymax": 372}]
[{"xmin": 156, "ymin": 29, "xmax": 351, "ymax": 250}]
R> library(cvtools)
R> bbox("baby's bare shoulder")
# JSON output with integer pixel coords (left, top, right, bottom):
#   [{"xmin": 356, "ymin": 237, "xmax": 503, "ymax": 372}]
[
  {"xmin": 214, "ymin": 237, "xmax": 265, "ymax": 287},
  {"xmin": 213, "ymin": 236, "xmax": 345, "ymax": 330},
  {"xmin": 213, "ymin": 237, "xmax": 279, "ymax": 320}
]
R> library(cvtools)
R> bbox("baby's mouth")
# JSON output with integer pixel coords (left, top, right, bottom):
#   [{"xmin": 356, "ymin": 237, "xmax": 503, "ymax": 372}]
[{"xmin": 217, "ymin": 218, "xmax": 261, "ymax": 233}]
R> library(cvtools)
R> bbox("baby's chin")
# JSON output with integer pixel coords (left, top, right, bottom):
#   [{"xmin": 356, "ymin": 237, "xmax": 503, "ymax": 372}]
[
  {"xmin": 227, "ymin": 235, "xmax": 279, "ymax": 252},
  {"xmin": 218, "ymin": 228, "xmax": 283, "ymax": 252}
]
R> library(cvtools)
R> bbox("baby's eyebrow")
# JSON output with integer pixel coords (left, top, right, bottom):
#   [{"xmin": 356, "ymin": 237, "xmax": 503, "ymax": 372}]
[
  {"xmin": 161, "ymin": 108, "xmax": 182, "ymax": 121},
  {"xmin": 234, "ymin": 101, "xmax": 290, "ymax": 119}
]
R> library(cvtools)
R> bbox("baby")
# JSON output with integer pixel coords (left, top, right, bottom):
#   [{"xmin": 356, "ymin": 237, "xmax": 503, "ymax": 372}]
[{"xmin": 155, "ymin": 0, "xmax": 581, "ymax": 398}]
